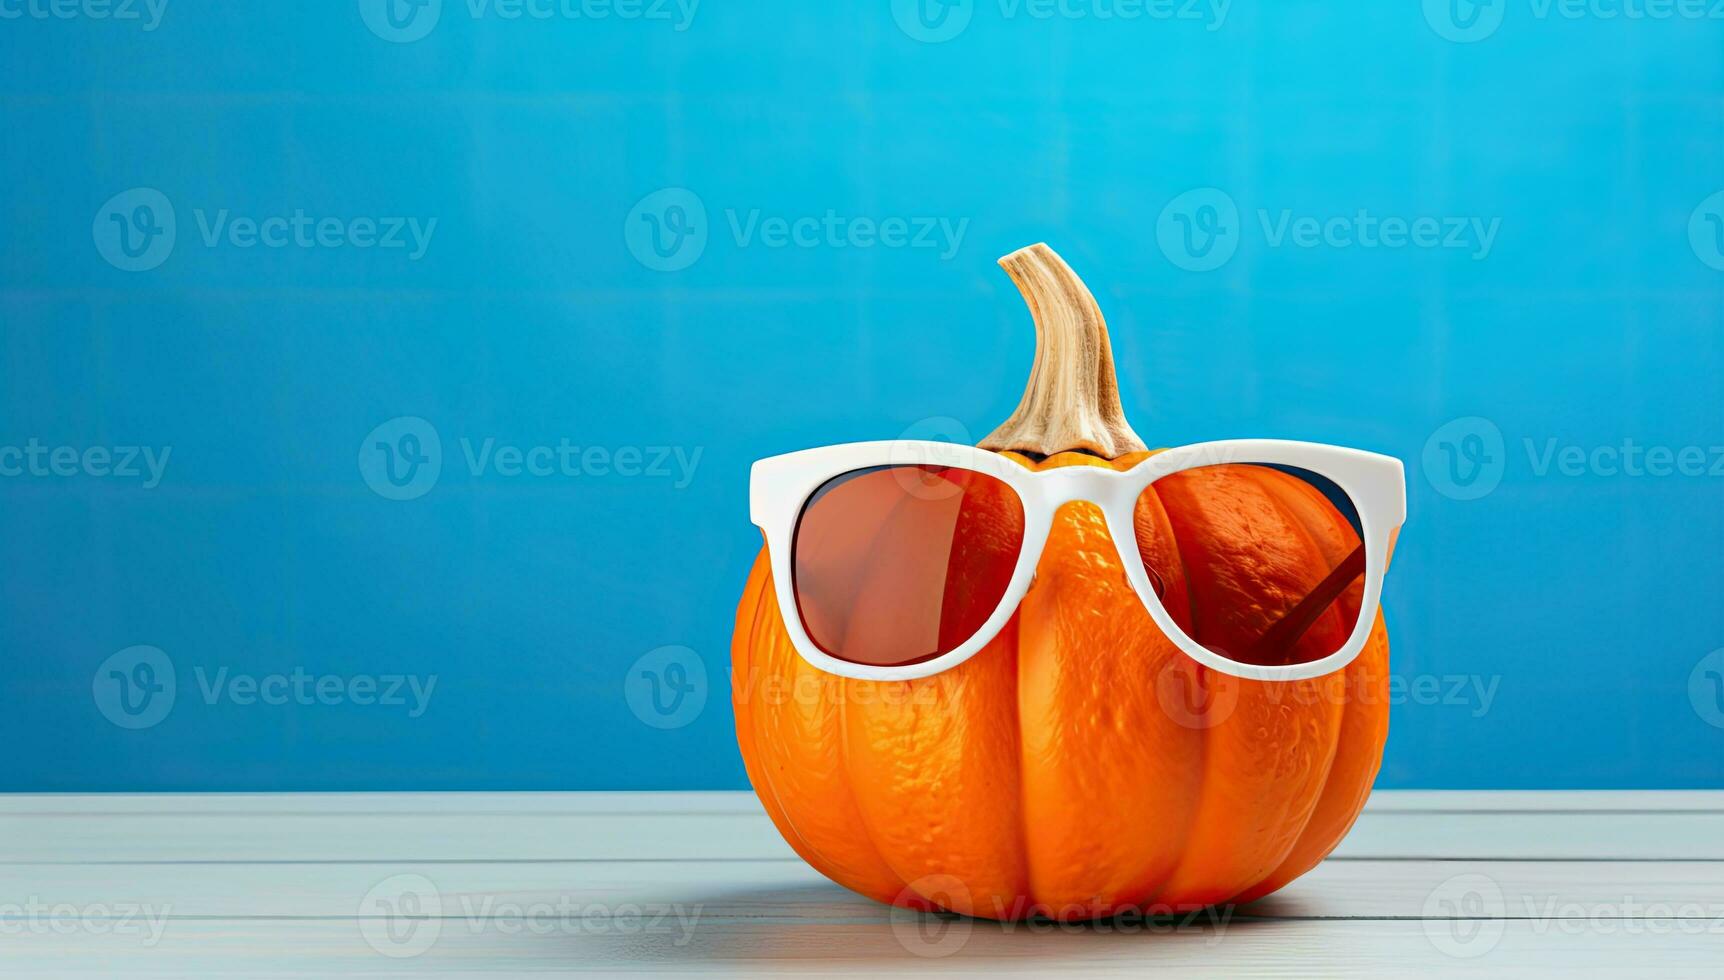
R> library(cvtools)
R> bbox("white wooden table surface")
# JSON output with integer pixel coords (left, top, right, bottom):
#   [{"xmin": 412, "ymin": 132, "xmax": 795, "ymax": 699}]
[{"xmin": 2, "ymin": 791, "xmax": 1721, "ymax": 977}]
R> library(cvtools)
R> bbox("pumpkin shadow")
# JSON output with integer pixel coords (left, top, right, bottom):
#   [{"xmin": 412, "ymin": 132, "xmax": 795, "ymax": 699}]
[{"xmin": 643, "ymin": 880, "xmax": 1280, "ymax": 969}]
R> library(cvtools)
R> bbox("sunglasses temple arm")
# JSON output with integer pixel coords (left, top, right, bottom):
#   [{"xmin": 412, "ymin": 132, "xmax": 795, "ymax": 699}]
[{"xmin": 1240, "ymin": 544, "xmax": 1368, "ymax": 665}]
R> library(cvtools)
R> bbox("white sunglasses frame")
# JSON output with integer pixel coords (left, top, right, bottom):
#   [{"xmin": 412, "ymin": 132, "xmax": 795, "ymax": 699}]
[{"xmin": 750, "ymin": 439, "xmax": 1406, "ymax": 683}]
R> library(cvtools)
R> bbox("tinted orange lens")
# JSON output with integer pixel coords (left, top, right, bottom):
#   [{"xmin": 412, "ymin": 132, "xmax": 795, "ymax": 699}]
[
  {"xmin": 1135, "ymin": 463, "xmax": 1366, "ymax": 668},
  {"xmin": 792, "ymin": 465, "xmax": 1025, "ymax": 668}
]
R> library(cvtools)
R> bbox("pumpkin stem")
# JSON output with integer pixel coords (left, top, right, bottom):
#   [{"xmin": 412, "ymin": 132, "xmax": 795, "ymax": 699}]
[{"xmin": 978, "ymin": 243, "xmax": 1147, "ymax": 459}]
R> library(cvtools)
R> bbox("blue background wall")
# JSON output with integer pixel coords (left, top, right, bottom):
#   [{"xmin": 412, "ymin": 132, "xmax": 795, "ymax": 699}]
[{"xmin": 3, "ymin": 1, "xmax": 1722, "ymax": 790}]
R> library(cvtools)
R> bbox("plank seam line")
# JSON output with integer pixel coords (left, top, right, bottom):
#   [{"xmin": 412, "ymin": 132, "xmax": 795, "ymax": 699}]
[
  {"xmin": 3, "ymin": 913, "xmax": 1719, "ymax": 925},
  {"xmin": 6, "ymin": 856, "xmax": 1721, "ymax": 866}
]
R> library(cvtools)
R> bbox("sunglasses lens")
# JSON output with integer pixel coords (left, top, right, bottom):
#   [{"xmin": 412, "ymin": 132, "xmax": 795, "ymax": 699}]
[
  {"xmin": 1134, "ymin": 463, "xmax": 1367, "ymax": 668},
  {"xmin": 792, "ymin": 465, "xmax": 1025, "ymax": 668}
]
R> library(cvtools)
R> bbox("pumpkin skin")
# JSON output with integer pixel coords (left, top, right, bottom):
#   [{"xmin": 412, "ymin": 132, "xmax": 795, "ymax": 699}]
[{"xmin": 731, "ymin": 448, "xmax": 1390, "ymax": 921}]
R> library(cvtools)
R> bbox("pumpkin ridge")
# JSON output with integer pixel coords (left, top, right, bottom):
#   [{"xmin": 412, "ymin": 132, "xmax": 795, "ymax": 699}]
[
  {"xmin": 1244, "ymin": 468, "xmax": 1354, "ymax": 862},
  {"xmin": 1148, "ymin": 465, "xmax": 1356, "ymax": 906},
  {"xmin": 1112, "ymin": 452, "xmax": 1212, "ymax": 913},
  {"xmin": 1235, "ymin": 616, "xmax": 1389, "ymax": 904},
  {"xmin": 1144, "ymin": 475, "xmax": 1204, "ymax": 646},
  {"xmin": 745, "ymin": 559, "xmax": 907, "ymax": 905},
  {"xmin": 1230, "ymin": 483, "xmax": 1390, "ymax": 903},
  {"xmin": 732, "ymin": 558, "xmax": 828, "ymax": 875},
  {"xmin": 831, "ymin": 674, "xmax": 915, "ymax": 905},
  {"xmin": 1216, "ymin": 469, "xmax": 1359, "ymax": 900},
  {"xmin": 1014, "ymin": 459, "xmax": 1209, "ymax": 917},
  {"xmin": 1137, "ymin": 470, "xmax": 1219, "ymax": 910},
  {"xmin": 1008, "ymin": 622, "xmax": 1041, "ymax": 912},
  {"xmin": 741, "ymin": 568, "xmax": 829, "ymax": 867}
]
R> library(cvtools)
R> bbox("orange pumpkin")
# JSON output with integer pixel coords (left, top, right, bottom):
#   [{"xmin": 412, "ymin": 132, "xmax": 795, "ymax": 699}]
[{"xmin": 732, "ymin": 244, "xmax": 1389, "ymax": 922}]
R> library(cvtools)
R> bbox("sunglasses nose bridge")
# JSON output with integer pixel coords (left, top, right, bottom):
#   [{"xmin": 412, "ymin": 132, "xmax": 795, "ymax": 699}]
[{"xmin": 1033, "ymin": 466, "xmax": 1133, "ymax": 512}]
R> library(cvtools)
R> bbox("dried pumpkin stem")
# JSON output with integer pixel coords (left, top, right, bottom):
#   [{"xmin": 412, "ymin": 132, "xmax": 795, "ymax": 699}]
[{"xmin": 978, "ymin": 243, "xmax": 1147, "ymax": 459}]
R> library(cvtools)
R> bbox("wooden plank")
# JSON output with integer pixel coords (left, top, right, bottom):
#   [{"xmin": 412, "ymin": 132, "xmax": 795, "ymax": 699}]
[
  {"xmin": 2, "ymin": 859, "xmax": 1723, "ymax": 922},
  {"xmin": 1361, "ymin": 790, "xmax": 1724, "ymax": 813},
  {"xmin": 3, "ymin": 792, "xmax": 1720, "ymax": 974},
  {"xmin": 4, "ymin": 808, "xmax": 1721, "ymax": 863},
  {"xmin": 0, "ymin": 917, "xmax": 1719, "ymax": 976},
  {"xmin": 0, "ymin": 792, "xmax": 763, "ymax": 816},
  {"xmin": 1334, "ymin": 810, "xmax": 1724, "ymax": 860},
  {"xmin": 1, "ymin": 789, "xmax": 1718, "ymax": 816},
  {"xmin": 0, "ymin": 812, "xmax": 790, "ymax": 863}
]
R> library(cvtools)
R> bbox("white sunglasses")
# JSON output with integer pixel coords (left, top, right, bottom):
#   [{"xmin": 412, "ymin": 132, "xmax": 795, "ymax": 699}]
[{"xmin": 750, "ymin": 438, "xmax": 1405, "ymax": 683}]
